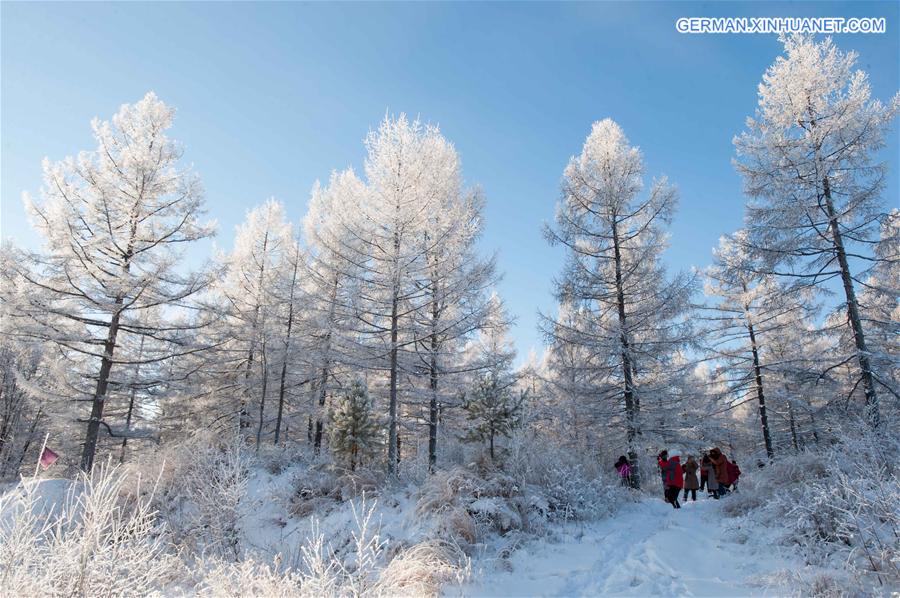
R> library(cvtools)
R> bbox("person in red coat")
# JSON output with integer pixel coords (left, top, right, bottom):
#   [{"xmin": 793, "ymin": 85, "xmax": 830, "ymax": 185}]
[
  {"xmin": 709, "ymin": 447, "xmax": 731, "ymax": 494},
  {"xmin": 657, "ymin": 449, "xmax": 684, "ymax": 509},
  {"xmin": 727, "ymin": 459, "xmax": 742, "ymax": 491}
]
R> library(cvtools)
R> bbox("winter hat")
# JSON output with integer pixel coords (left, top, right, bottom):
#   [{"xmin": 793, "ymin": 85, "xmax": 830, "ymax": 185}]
[{"xmin": 668, "ymin": 448, "xmax": 682, "ymax": 459}]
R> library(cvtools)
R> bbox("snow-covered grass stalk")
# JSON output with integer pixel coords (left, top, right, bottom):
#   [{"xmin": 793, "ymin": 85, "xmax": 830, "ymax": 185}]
[
  {"xmin": 342, "ymin": 494, "xmax": 386, "ymax": 597},
  {"xmin": 373, "ymin": 539, "xmax": 471, "ymax": 596},
  {"xmin": 0, "ymin": 461, "xmax": 179, "ymax": 597},
  {"xmin": 180, "ymin": 436, "xmax": 251, "ymax": 561},
  {"xmin": 297, "ymin": 519, "xmax": 340, "ymax": 596},
  {"xmin": 198, "ymin": 556, "xmax": 305, "ymax": 598}
]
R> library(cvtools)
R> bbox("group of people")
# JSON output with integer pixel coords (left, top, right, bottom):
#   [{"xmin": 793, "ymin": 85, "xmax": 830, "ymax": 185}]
[
  {"xmin": 611, "ymin": 448, "xmax": 742, "ymax": 510},
  {"xmin": 656, "ymin": 448, "xmax": 741, "ymax": 508}
]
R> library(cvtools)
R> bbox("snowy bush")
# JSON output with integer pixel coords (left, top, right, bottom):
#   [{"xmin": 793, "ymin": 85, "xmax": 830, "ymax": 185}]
[
  {"xmin": 0, "ymin": 462, "xmax": 182, "ymax": 596},
  {"xmin": 722, "ymin": 434, "xmax": 900, "ymax": 593},
  {"xmin": 289, "ymin": 459, "xmax": 385, "ymax": 521},
  {"xmin": 507, "ymin": 442, "xmax": 633, "ymax": 522},
  {"xmin": 124, "ymin": 432, "xmax": 252, "ymax": 561},
  {"xmin": 198, "ymin": 556, "xmax": 305, "ymax": 597},
  {"xmin": 414, "ymin": 451, "xmax": 631, "ymax": 549}
]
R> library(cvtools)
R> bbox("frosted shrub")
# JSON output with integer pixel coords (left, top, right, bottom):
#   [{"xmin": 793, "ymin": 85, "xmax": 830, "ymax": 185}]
[
  {"xmin": 724, "ymin": 434, "xmax": 900, "ymax": 592},
  {"xmin": 786, "ymin": 465, "xmax": 900, "ymax": 586},
  {"xmin": 130, "ymin": 433, "xmax": 252, "ymax": 561},
  {"xmin": 508, "ymin": 443, "xmax": 632, "ymax": 522},
  {"xmin": 341, "ymin": 495, "xmax": 387, "ymax": 597},
  {"xmin": 295, "ymin": 520, "xmax": 341, "ymax": 596},
  {"xmin": 198, "ymin": 556, "xmax": 304, "ymax": 597},
  {"xmin": 182, "ymin": 436, "xmax": 251, "ymax": 560},
  {"xmin": 0, "ymin": 462, "xmax": 180, "ymax": 597},
  {"xmin": 415, "ymin": 466, "xmax": 479, "ymax": 517}
]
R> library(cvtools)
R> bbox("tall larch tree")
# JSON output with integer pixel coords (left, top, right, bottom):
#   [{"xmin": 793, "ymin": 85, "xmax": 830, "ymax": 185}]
[
  {"xmin": 543, "ymin": 119, "xmax": 694, "ymax": 485},
  {"xmin": 302, "ymin": 169, "xmax": 368, "ymax": 453},
  {"xmin": 413, "ymin": 180, "xmax": 498, "ymax": 471},
  {"xmin": 12, "ymin": 92, "xmax": 215, "ymax": 471},
  {"xmin": 217, "ymin": 199, "xmax": 293, "ymax": 445},
  {"xmin": 355, "ymin": 116, "xmax": 461, "ymax": 474},
  {"xmin": 734, "ymin": 34, "xmax": 899, "ymax": 429},
  {"xmin": 703, "ymin": 230, "xmax": 813, "ymax": 459}
]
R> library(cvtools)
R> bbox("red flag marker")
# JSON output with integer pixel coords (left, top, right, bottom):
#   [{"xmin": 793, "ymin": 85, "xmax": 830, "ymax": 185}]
[{"xmin": 40, "ymin": 447, "xmax": 59, "ymax": 470}]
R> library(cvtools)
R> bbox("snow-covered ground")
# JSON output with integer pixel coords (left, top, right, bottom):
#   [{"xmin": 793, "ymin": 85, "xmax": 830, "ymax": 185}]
[
  {"xmin": 454, "ymin": 495, "xmax": 791, "ymax": 597},
  {"xmin": 9, "ymin": 450, "xmax": 888, "ymax": 597}
]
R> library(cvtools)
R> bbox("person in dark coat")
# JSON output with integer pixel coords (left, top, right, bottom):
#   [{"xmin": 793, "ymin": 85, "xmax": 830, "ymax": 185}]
[
  {"xmin": 702, "ymin": 454, "xmax": 720, "ymax": 499},
  {"xmin": 699, "ymin": 452, "xmax": 709, "ymax": 491},
  {"xmin": 682, "ymin": 455, "xmax": 700, "ymax": 501},
  {"xmin": 613, "ymin": 455, "xmax": 632, "ymax": 487},
  {"xmin": 658, "ymin": 450, "xmax": 668, "ymax": 482}
]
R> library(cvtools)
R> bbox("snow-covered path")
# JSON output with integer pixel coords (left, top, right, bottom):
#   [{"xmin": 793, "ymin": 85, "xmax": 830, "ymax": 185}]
[{"xmin": 456, "ymin": 495, "xmax": 786, "ymax": 597}]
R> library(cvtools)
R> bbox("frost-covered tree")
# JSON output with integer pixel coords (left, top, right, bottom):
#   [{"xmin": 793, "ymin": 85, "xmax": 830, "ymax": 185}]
[
  {"xmin": 459, "ymin": 300, "xmax": 520, "ymax": 460},
  {"xmin": 300, "ymin": 117, "xmax": 503, "ymax": 472},
  {"xmin": 543, "ymin": 119, "xmax": 694, "ymax": 482},
  {"xmin": 307, "ymin": 117, "xmax": 475, "ymax": 473},
  {"xmin": 541, "ymin": 301, "xmax": 620, "ymax": 454},
  {"xmin": 271, "ymin": 236, "xmax": 306, "ymax": 445},
  {"xmin": 11, "ymin": 92, "xmax": 215, "ymax": 471},
  {"xmin": 413, "ymin": 190, "xmax": 498, "ymax": 471},
  {"xmin": 0, "ymin": 342, "xmax": 46, "ymax": 477},
  {"xmin": 215, "ymin": 199, "xmax": 293, "ymax": 446},
  {"xmin": 763, "ymin": 313, "xmax": 832, "ymax": 453},
  {"xmin": 702, "ymin": 230, "xmax": 814, "ymax": 459},
  {"xmin": 855, "ymin": 210, "xmax": 899, "ymax": 402},
  {"xmin": 356, "ymin": 116, "xmax": 460, "ymax": 473},
  {"xmin": 329, "ymin": 379, "xmax": 380, "ymax": 471},
  {"xmin": 734, "ymin": 34, "xmax": 899, "ymax": 429},
  {"xmin": 302, "ymin": 169, "xmax": 368, "ymax": 452}
]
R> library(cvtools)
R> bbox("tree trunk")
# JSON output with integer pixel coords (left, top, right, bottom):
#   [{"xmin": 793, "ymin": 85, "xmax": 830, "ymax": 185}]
[
  {"xmin": 275, "ymin": 357, "xmax": 289, "ymax": 446},
  {"xmin": 241, "ymin": 348, "xmax": 254, "ymax": 431},
  {"xmin": 387, "ymin": 230, "xmax": 400, "ymax": 475},
  {"xmin": 821, "ymin": 175, "xmax": 880, "ymax": 429},
  {"xmin": 242, "ymin": 229, "xmax": 270, "ymax": 434},
  {"xmin": 489, "ymin": 428, "xmax": 495, "ymax": 460},
  {"xmin": 611, "ymin": 218, "xmax": 640, "ymax": 487},
  {"xmin": 313, "ymin": 368, "xmax": 328, "ymax": 453},
  {"xmin": 81, "ymin": 304, "xmax": 123, "ymax": 472},
  {"xmin": 428, "ymin": 301, "xmax": 439, "ymax": 473},
  {"xmin": 255, "ymin": 343, "xmax": 268, "ymax": 450},
  {"xmin": 743, "ymin": 300, "xmax": 775, "ymax": 459},
  {"xmin": 313, "ymin": 277, "xmax": 338, "ymax": 453},
  {"xmin": 120, "ymin": 333, "xmax": 146, "ymax": 464},
  {"xmin": 13, "ymin": 408, "xmax": 42, "ymax": 476},
  {"xmin": 788, "ymin": 402, "xmax": 799, "ymax": 453},
  {"xmin": 275, "ymin": 252, "xmax": 299, "ymax": 445}
]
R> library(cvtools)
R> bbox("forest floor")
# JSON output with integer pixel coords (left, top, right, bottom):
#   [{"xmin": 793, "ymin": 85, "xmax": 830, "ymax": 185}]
[
  {"xmin": 4, "ymin": 461, "xmax": 826, "ymax": 597},
  {"xmin": 452, "ymin": 492, "xmax": 795, "ymax": 597}
]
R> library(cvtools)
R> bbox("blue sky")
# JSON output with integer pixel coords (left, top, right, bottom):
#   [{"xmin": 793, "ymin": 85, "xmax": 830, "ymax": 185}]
[{"xmin": 2, "ymin": 1, "xmax": 898, "ymax": 361}]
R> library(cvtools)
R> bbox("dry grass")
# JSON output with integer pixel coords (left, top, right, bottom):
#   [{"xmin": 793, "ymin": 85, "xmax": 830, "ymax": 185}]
[{"xmin": 373, "ymin": 540, "xmax": 470, "ymax": 597}]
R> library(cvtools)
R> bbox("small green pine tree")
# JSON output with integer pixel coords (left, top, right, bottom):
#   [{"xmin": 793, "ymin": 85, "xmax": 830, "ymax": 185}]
[
  {"xmin": 462, "ymin": 374, "xmax": 524, "ymax": 460},
  {"xmin": 329, "ymin": 379, "xmax": 380, "ymax": 470}
]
